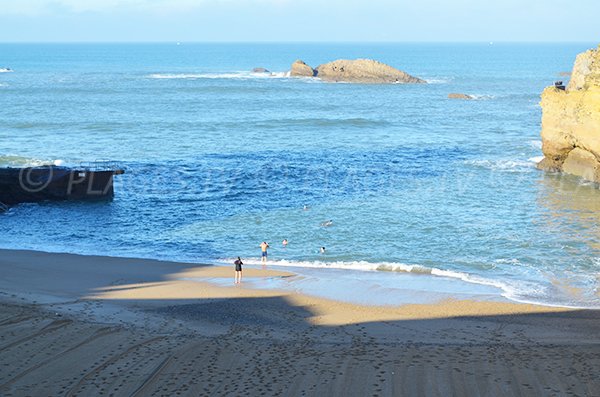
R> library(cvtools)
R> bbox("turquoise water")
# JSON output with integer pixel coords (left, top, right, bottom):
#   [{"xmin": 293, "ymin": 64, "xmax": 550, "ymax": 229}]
[{"xmin": 1, "ymin": 43, "xmax": 599, "ymax": 307}]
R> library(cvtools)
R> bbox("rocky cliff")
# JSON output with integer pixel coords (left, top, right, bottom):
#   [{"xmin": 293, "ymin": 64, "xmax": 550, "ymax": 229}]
[
  {"xmin": 290, "ymin": 59, "xmax": 424, "ymax": 84},
  {"xmin": 538, "ymin": 45, "xmax": 600, "ymax": 182}
]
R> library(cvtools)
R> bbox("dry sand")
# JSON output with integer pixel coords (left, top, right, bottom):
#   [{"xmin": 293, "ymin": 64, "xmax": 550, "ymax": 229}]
[{"xmin": 1, "ymin": 249, "xmax": 599, "ymax": 396}]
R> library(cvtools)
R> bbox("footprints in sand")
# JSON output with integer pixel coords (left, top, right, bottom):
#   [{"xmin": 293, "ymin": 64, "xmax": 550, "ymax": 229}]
[{"xmin": 1, "ymin": 302, "xmax": 600, "ymax": 396}]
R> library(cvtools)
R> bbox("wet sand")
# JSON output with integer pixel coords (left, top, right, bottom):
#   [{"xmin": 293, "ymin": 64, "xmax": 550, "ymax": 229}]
[{"xmin": 1, "ymin": 249, "xmax": 599, "ymax": 396}]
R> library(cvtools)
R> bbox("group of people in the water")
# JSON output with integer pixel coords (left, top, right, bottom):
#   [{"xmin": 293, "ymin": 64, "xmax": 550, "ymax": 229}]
[{"xmin": 233, "ymin": 211, "xmax": 332, "ymax": 283}]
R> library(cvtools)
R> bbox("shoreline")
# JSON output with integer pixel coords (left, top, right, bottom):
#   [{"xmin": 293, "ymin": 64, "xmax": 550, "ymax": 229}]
[
  {"xmin": 0, "ymin": 248, "xmax": 584, "ymax": 326},
  {"xmin": 1, "ymin": 245, "xmax": 592, "ymax": 310},
  {"xmin": 2, "ymin": 248, "xmax": 600, "ymax": 396}
]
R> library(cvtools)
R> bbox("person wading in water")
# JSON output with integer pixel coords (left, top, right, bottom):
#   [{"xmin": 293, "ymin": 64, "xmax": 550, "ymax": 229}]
[{"xmin": 259, "ymin": 241, "xmax": 269, "ymax": 266}]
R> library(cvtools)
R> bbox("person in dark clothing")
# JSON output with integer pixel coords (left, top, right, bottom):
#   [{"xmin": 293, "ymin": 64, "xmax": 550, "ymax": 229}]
[{"xmin": 234, "ymin": 257, "xmax": 243, "ymax": 284}]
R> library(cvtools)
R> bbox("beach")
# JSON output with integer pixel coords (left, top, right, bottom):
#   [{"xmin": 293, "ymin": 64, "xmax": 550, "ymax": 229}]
[
  {"xmin": 1, "ymin": 249, "xmax": 599, "ymax": 396},
  {"xmin": 3, "ymin": 42, "xmax": 600, "ymax": 309}
]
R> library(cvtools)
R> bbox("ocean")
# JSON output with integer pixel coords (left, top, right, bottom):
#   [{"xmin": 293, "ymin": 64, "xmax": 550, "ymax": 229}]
[{"xmin": 1, "ymin": 42, "xmax": 598, "ymax": 308}]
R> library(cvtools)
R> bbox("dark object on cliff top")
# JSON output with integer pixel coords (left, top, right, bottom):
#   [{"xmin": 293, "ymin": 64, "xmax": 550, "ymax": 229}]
[
  {"xmin": 0, "ymin": 164, "xmax": 125, "ymax": 206},
  {"xmin": 554, "ymin": 81, "xmax": 566, "ymax": 90}
]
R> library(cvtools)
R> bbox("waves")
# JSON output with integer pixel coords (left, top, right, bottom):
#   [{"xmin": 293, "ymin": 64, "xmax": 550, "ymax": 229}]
[
  {"xmin": 528, "ymin": 140, "xmax": 543, "ymax": 149},
  {"xmin": 220, "ymin": 257, "xmax": 597, "ymax": 308},
  {"xmin": 220, "ymin": 257, "xmax": 521, "ymax": 298},
  {"xmin": 254, "ymin": 117, "xmax": 390, "ymax": 129},
  {"xmin": 423, "ymin": 77, "xmax": 453, "ymax": 84},
  {"xmin": 464, "ymin": 157, "xmax": 540, "ymax": 173},
  {"xmin": 0, "ymin": 67, "xmax": 11, "ymax": 86},
  {"xmin": 0, "ymin": 155, "xmax": 68, "ymax": 168},
  {"xmin": 147, "ymin": 71, "xmax": 292, "ymax": 80},
  {"xmin": 0, "ymin": 155, "xmax": 52, "ymax": 167},
  {"xmin": 467, "ymin": 94, "xmax": 496, "ymax": 100}
]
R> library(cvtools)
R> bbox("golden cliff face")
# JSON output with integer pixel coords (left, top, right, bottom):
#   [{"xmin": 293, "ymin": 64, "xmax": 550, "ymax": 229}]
[{"xmin": 538, "ymin": 45, "xmax": 600, "ymax": 182}]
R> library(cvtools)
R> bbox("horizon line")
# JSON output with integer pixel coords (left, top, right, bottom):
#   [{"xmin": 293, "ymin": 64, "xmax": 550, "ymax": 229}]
[{"xmin": 0, "ymin": 40, "xmax": 597, "ymax": 45}]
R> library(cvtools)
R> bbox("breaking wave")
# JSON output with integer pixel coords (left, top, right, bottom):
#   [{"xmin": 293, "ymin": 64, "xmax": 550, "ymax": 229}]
[
  {"xmin": 464, "ymin": 157, "xmax": 539, "ymax": 172},
  {"xmin": 469, "ymin": 94, "xmax": 496, "ymax": 100},
  {"xmin": 219, "ymin": 257, "xmax": 596, "ymax": 308},
  {"xmin": 528, "ymin": 140, "xmax": 543, "ymax": 149},
  {"xmin": 424, "ymin": 77, "xmax": 452, "ymax": 84},
  {"xmin": 0, "ymin": 155, "xmax": 65, "ymax": 167},
  {"xmin": 147, "ymin": 71, "xmax": 292, "ymax": 80}
]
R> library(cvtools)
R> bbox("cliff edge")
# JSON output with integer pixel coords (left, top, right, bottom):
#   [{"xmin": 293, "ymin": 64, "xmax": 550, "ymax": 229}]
[
  {"xmin": 290, "ymin": 59, "xmax": 425, "ymax": 84},
  {"xmin": 538, "ymin": 45, "xmax": 600, "ymax": 182}
]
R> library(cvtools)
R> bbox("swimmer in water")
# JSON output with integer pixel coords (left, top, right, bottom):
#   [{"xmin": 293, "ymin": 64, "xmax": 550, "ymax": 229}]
[
  {"xmin": 320, "ymin": 246, "xmax": 326, "ymax": 254},
  {"xmin": 321, "ymin": 220, "xmax": 333, "ymax": 227},
  {"xmin": 282, "ymin": 239, "xmax": 288, "ymax": 247},
  {"xmin": 303, "ymin": 205, "xmax": 309, "ymax": 211}
]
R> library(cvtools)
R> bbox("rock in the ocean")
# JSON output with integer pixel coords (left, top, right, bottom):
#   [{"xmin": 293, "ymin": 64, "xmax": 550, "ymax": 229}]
[
  {"xmin": 448, "ymin": 93, "xmax": 473, "ymax": 100},
  {"xmin": 289, "ymin": 59, "xmax": 424, "ymax": 83},
  {"xmin": 315, "ymin": 59, "xmax": 425, "ymax": 83},
  {"xmin": 290, "ymin": 60, "xmax": 316, "ymax": 77},
  {"xmin": 252, "ymin": 67, "xmax": 270, "ymax": 73},
  {"xmin": 538, "ymin": 44, "xmax": 600, "ymax": 182}
]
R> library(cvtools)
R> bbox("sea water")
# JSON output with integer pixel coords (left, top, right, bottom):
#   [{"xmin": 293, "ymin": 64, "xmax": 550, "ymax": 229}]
[{"xmin": 1, "ymin": 43, "xmax": 599, "ymax": 308}]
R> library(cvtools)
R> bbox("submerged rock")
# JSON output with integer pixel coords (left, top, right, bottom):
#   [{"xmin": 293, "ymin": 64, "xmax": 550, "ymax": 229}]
[
  {"xmin": 448, "ymin": 93, "xmax": 473, "ymax": 100},
  {"xmin": 538, "ymin": 44, "xmax": 600, "ymax": 183},
  {"xmin": 290, "ymin": 59, "xmax": 424, "ymax": 83},
  {"xmin": 252, "ymin": 67, "xmax": 270, "ymax": 73}
]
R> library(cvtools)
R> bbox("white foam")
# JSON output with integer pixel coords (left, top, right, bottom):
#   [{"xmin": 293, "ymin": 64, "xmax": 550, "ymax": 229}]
[
  {"xmin": 529, "ymin": 140, "xmax": 543, "ymax": 149},
  {"xmin": 222, "ymin": 257, "xmax": 437, "ymax": 274},
  {"xmin": 147, "ymin": 71, "xmax": 292, "ymax": 80},
  {"xmin": 464, "ymin": 158, "xmax": 537, "ymax": 172},
  {"xmin": 468, "ymin": 94, "xmax": 496, "ymax": 100},
  {"xmin": 0, "ymin": 68, "xmax": 13, "ymax": 73},
  {"xmin": 219, "ymin": 257, "xmax": 595, "ymax": 308},
  {"xmin": 424, "ymin": 77, "xmax": 452, "ymax": 84},
  {"xmin": 221, "ymin": 258, "xmax": 536, "ymax": 300},
  {"xmin": 220, "ymin": 258, "xmax": 508, "ymax": 289},
  {"xmin": 0, "ymin": 155, "xmax": 53, "ymax": 167},
  {"xmin": 528, "ymin": 156, "xmax": 544, "ymax": 164}
]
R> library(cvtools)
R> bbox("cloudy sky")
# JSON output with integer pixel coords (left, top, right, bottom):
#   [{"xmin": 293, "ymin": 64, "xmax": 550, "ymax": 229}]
[{"xmin": 0, "ymin": 0, "xmax": 598, "ymax": 42}]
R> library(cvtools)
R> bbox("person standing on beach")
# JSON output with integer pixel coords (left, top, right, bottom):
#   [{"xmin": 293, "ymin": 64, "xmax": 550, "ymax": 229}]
[
  {"xmin": 234, "ymin": 257, "xmax": 243, "ymax": 284},
  {"xmin": 260, "ymin": 241, "xmax": 269, "ymax": 266}
]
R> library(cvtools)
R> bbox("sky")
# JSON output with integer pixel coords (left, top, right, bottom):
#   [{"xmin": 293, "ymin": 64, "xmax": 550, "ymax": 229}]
[{"xmin": 0, "ymin": 0, "xmax": 599, "ymax": 42}]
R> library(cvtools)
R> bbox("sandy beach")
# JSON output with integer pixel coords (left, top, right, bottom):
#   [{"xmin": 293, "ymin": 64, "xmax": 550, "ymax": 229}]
[{"xmin": 1, "ymin": 249, "xmax": 599, "ymax": 396}]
